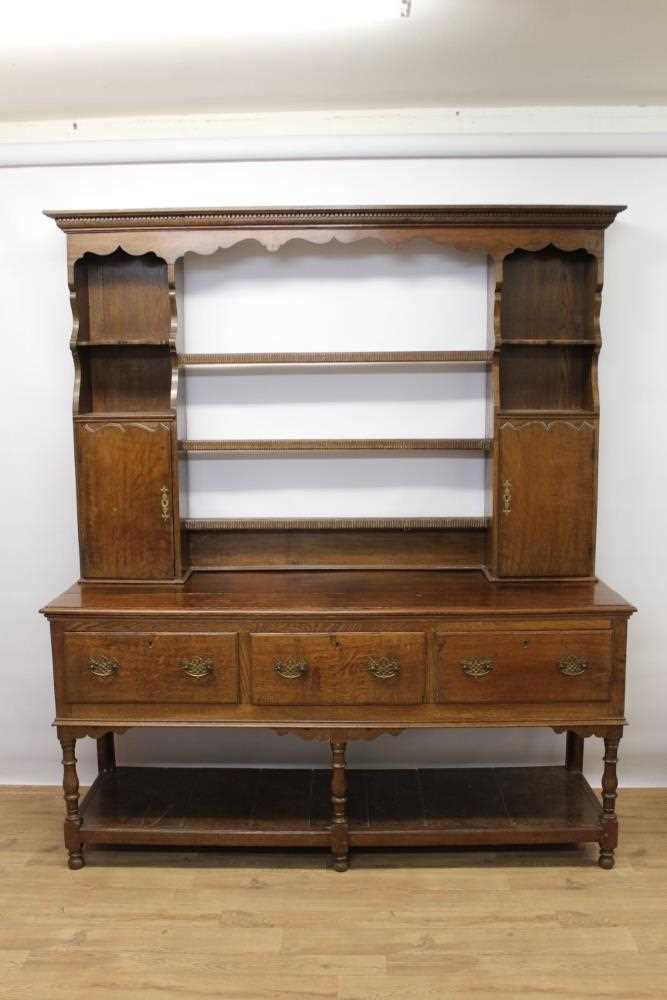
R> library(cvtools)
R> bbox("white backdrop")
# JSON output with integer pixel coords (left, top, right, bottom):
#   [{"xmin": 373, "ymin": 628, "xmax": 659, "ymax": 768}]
[{"xmin": 1, "ymin": 154, "xmax": 664, "ymax": 787}]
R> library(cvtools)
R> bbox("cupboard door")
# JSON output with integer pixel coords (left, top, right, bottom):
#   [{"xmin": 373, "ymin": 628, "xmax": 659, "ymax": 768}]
[
  {"xmin": 497, "ymin": 419, "xmax": 596, "ymax": 578},
  {"xmin": 76, "ymin": 421, "xmax": 175, "ymax": 579}
]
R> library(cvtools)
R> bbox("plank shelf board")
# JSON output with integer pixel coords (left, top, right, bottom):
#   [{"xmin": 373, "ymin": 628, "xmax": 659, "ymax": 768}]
[
  {"xmin": 76, "ymin": 340, "xmax": 170, "ymax": 347},
  {"xmin": 179, "ymin": 350, "xmax": 493, "ymax": 367},
  {"xmin": 75, "ymin": 412, "xmax": 174, "ymax": 421},
  {"xmin": 183, "ymin": 517, "xmax": 491, "ymax": 531},
  {"xmin": 179, "ymin": 438, "xmax": 492, "ymax": 454},
  {"xmin": 500, "ymin": 339, "xmax": 600, "ymax": 347},
  {"xmin": 78, "ymin": 765, "xmax": 603, "ymax": 850}
]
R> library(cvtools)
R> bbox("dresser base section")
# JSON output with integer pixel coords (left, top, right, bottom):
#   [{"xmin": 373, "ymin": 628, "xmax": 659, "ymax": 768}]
[{"xmin": 76, "ymin": 764, "xmax": 604, "ymax": 859}]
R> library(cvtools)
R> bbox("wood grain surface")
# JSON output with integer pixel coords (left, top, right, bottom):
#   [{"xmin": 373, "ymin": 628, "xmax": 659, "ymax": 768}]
[{"xmin": 0, "ymin": 784, "xmax": 664, "ymax": 1000}]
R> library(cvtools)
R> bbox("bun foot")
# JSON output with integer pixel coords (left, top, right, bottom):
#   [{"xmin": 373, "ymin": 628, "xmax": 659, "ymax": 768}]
[
  {"xmin": 68, "ymin": 850, "xmax": 85, "ymax": 870},
  {"xmin": 333, "ymin": 857, "xmax": 349, "ymax": 872},
  {"xmin": 598, "ymin": 849, "xmax": 615, "ymax": 870}
]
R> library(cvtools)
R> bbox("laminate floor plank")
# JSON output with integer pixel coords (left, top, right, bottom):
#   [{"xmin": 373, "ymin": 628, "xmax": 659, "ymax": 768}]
[{"xmin": 1, "ymin": 786, "xmax": 666, "ymax": 1000}]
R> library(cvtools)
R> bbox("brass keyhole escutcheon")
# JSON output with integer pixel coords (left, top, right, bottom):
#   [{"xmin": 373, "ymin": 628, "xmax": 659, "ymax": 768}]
[
  {"xmin": 160, "ymin": 485, "xmax": 170, "ymax": 522},
  {"xmin": 502, "ymin": 479, "xmax": 512, "ymax": 515}
]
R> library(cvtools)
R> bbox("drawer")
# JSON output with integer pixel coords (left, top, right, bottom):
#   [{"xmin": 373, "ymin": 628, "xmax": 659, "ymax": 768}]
[
  {"xmin": 435, "ymin": 630, "xmax": 613, "ymax": 704},
  {"xmin": 250, "ymin": 632, "xmax": 426, "ymax": 706},
  {"xmin": 63, "ymin": 632, "xmax": 239, "ymax": 704}
]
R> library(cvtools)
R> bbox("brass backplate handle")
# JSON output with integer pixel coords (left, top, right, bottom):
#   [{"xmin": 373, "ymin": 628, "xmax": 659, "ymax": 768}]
[
  {"xmin": 461, "ymin": 656, "xmax": 494, "ymax": 678},
  {"xmin": 181, "ymin": 656, "xmax": 214, "ymax": 679},
  {"xmin": 558, "ymin": 656, "xmax": 589, "ymax": 677},
  {"xmin": 367, "ymin": 656, "xmax": 401, "ymax": 680},
  {"xmin": 160, "ymin": 485, "xmax": 170, "ymax": 522},
  {"xmin": 89, "ymin": 655, "xmax": 119, "ymax": 679},
  {"xmin": 274, "ymin": 657, "xmax": 308, "ymax": 680}
]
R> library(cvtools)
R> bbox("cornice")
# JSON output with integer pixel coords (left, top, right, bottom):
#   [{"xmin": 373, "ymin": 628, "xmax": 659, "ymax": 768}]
[{"xmin": 44, "ymin": 204, "xmax": 626, "ymax": 233}]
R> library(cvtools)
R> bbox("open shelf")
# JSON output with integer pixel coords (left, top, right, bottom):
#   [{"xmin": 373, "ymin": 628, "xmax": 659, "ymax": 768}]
[
  {"xmin": 179, "ymin": 351, "xmax": 493, "ymax": 368},
  {"xmin": 76, "ymin": 346, "xmax": 172, "ymax": 415},
  {"xmin": 501, "ymin": 246, "xmax": 597, "ymax": 342},
  {"xmin": 500, "ymin": 345, "xmax": 595, "ymax": 412},
  {"xmin": 78, "ymin": 765, "xmax": 603, "ymax": 851},
  {"xmin": 183, "ymin": 516, "xmax": 490, "ymax": 531},
  {"xmin": 180, "ymin": 438, "xmax": 492, "ymax": 454},
  {"xmin": 75, "ymin": 250, "xmax": 171, "ymax": 345}
]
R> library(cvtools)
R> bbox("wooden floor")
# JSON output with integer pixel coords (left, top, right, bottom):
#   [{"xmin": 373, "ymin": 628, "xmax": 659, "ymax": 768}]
[{"xmin": 0, "ymin": 785, "xmax": 666, "ymax": 1000}]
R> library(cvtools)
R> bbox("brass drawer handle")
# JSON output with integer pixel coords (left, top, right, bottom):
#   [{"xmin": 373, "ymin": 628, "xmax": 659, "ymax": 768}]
[
  {"xmin": 274, "ymin": 657, "xmax": 308, "ymax": 680},
  {"xmin": 181, "ymin": 657, "xmax": 214, "ymax": 679},
  {"xmin": 89, "ymin": 655, "xmax": 119, "ymax": 679},
  {"xmin": 558, "ymin": 656, "xmax": 589, "ymax": 677},
  {"xmin": 367, "ymin": 656, "xmax": 401, "ymax": 680},
  {"xmin": 461, "ymin": 657, "xmax": 494, "ymax": 678}
]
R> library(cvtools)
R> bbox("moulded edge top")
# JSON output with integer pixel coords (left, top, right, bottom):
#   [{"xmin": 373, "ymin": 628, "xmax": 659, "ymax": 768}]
[
  {"xmin": 43, "ymin": 204, "xmax": 627, "ymax": 233},
  {"xmin": 38, "ymin": 571, "xmax": 637, "ymax": 618}
]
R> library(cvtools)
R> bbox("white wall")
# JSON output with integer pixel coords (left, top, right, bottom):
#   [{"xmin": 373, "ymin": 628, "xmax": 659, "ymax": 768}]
[{"xmin": 1, "ymin": 154, "xmax": 665, "ymax": 788}]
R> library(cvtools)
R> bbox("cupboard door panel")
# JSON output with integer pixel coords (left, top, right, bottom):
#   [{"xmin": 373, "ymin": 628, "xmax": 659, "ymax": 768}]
[
  {"xmin": 497, "ymin": 419, "xmax": 596, "ymax": 578},
  {"xmin": 76, "ymin": 421, "xmax": 175, "ymax": 579}
]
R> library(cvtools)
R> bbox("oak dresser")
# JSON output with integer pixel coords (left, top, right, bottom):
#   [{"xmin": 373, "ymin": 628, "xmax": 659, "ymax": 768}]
[{"xmin": 41, "ymin": 205, "xmax": 635, "ymax": 872}]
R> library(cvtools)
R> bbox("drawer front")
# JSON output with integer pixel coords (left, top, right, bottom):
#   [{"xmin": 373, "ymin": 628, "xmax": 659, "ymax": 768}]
[
  {"xmin": 63, "ymin": 633, "xmax": 239, "ymax": 704},
  {"xmin": 250, "ymin": 632, "xmax": 426, "ymax": 706},
  {"xmin": 435, "ymin": 630, "xmax": 613, "ymax": 704}
]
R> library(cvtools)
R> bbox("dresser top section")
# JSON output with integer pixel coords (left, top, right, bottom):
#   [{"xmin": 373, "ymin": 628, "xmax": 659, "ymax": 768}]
[
  {"xmin": 44, "ymin": 204, "xmax": 625, "ymax": 233},
  {"xmin": 41, "ymin": 571, "xmax": 635, "ymax": 619}
]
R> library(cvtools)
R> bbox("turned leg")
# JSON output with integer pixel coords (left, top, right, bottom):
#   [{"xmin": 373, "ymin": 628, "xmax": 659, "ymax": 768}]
[
  {"xmin": 330, "ymin": 741, "xmax": 349, "ymax": 872},
  {"xmin": 58, "ymin": 729, "xmax": 85, "ymax": 870},
  {"xmin": 599, "ymin": 727, "xmax": 622, "ymax": 870},
  {"xmin": 565, "ymin": 731, "xmax": 585, "ymax": 772},
  {"xmin": 96, "ymin": 732, "xmax": 116, "ymax": 775}
]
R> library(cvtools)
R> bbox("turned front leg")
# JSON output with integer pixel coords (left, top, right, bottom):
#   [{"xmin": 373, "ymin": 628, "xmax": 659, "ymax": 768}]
[
  {"xmin": 58, "ymin": 729, "xmax": 85, "ymax": 870},
  {"xmin": 599, "ymin": 727, "xmax": 623, "ymax": 870},
  {"xmin": 330, "ymin": 741, "xmax": 349, "ymax": 872}
]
